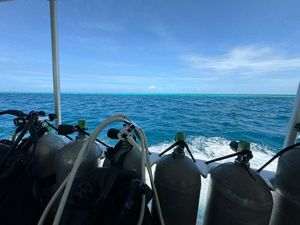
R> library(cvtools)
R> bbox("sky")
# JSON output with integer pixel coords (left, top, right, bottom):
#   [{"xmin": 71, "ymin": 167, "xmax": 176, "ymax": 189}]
[{"xmin": 0, "ymin": 0, "xmax": 299, "ymax": 94}]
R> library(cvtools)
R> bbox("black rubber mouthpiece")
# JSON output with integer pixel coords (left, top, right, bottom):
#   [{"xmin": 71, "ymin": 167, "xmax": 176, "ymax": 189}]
[{"xmin": 107, "ymin": 128, "xmax": 120, "ymax": 139}]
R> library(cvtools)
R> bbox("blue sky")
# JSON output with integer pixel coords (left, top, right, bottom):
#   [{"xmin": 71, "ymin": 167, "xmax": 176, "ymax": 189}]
[{"xmin": 0, "ymin": 0, "xmax": 299, "ymax": 94}]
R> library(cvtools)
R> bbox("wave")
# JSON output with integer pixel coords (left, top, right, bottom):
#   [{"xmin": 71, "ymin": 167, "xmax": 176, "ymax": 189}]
[
  {"xmin": 148, "ymin": 136, "xmax": 278, "ymax": 222},
  {"xmin": 149, "ymin": 135, "xmax": 278, "ymax": 171}
]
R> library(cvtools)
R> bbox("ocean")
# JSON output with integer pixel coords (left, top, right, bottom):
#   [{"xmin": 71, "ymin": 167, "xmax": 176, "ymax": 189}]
[{"xmin": 0, "ymin": 93, "xmax": 296, "ymax": 221}]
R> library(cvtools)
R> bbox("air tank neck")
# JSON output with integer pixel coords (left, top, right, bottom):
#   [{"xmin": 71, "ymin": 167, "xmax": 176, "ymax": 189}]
[
  {"xmin": 234, "ymin": 141, "xmax": 253, "ymax": 166},
  {"xmin": 76, "ymin": 131, "xmax": 87, "ymax": 140},
  {"xmin": 173, "ymin": 144, "xmax": 186, "ymax": 158},
  {"xmin": 173, "ymin": 132, "xmax": 186, "ymax": 158}
]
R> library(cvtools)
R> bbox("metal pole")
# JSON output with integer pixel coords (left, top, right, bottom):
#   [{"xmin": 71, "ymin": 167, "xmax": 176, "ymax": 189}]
[
  {"xmin": 49, "ymin": 0, "xmax": 62, "ymax": 126},
  {"xmin": 283, "ymin": 82, "xmax": 300, "ymax": 147}
]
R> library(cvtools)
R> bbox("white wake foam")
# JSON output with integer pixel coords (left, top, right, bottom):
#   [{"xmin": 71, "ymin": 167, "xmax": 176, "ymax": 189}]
[{"xmin": 149, "ymin": 136, "xmax": 277, "ymax": 171}]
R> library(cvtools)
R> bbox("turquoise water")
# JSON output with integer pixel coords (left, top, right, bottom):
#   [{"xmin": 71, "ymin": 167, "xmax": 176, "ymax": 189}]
[
  {"xmin": 0, "ymin": 93, "xmax": 294, "ymax": 150},
  {"xmin": 0, "ymin": 93, "xmax": 295, "ymax": 221}
]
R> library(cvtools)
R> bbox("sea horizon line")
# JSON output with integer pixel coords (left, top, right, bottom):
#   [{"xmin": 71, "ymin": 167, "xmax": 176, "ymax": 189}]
[{"xmin": 0, "ymin": 91, "xmax": 295, "ymax": 97}]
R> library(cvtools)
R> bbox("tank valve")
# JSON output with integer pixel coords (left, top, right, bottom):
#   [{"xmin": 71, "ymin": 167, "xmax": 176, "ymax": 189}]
[
  {"xmin": 230, "ymin": 140, "xmax": 253, "ymax": 165},
  {"xmin": 158, "ymin": 132, "xmax": 196, "ymax": 162},
  {"xmin": 175, "ymin": 131, "xmax": 186, "ymax": 142}
]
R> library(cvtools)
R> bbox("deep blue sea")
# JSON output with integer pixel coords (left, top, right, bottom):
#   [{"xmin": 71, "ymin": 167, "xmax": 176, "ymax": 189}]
[{"xmin": 0, "ymin": 93, "xmax": 296, "ymax": 221}]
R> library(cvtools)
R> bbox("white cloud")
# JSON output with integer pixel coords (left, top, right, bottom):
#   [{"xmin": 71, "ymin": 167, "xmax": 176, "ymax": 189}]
[
  {"xmin": 148, "ymin": 85, "xmax": 157, "ymax": 90},
  {"xmin": 183, "ymin": 46, "xmax": 300, "ymax": 74},
  {"xmin": 148, "ymin": 85, "xmax": 163, "ymax": 91}
]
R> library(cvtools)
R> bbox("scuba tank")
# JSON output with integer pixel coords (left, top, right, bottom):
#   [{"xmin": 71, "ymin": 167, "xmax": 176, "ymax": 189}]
[
  {"xmin": 55, "ymin": 120, "xmax": 102, "ymax": 186},
  {"xmin": 103, "ymin": 126, "xmax": 141, "ymax": 177},
  {"xmin": 203, "ymin": 141, "xmax": 273, "ymax": 225},
  {"xmin": 31, "ymin": 127, "xmax": 64, "ymax": 179},
  {"xmin": 31, "ymin": 128, "xmax": 65, "ymax": 205},
  {"xmin": 268, "ymin": 143, "xmax": 300, "ymax": 225},
  {"xmin": 152, "ymin": 132, "xmax": 201, "ymax": 225},
  {"xmin": 56, "ymin": 119, "xmax": 152, "ymax": 225},
  {"xmin": 18, "ymin": 113, "xmax": 65, "ymax": 205}
]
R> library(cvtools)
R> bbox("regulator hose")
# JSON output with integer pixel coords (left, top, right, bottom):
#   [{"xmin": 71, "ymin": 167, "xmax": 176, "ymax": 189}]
[
  {"xmin": 158, "ymin": 141, "xmax": 196, "ymax": 162},
  {"xmin": 0, "ymin": 112, "xmax": 35, "ymax": 168},
  {"xmin": 257, "ymin": 141, "xmax": 300, "ymax": 173},
  {"xmin": 38, "ymin": 114, "xmax": 165, "ymax": 225},
  {"xmin": 205, "ymin": 150, "xmax": 252, "ymax": 164},
  {"xmin": 0, "ymin": 110, "xmax": 27, "ymax": 117}
]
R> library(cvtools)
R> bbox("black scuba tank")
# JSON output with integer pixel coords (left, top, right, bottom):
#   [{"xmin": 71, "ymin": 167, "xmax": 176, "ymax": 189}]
[
  {"xmin": 269, "ymin": 144, "xmax": 300, "ymax": 225},
  {"xmin": 203, "ymin": 141, "xmax": 273, "ymax": 225},
  {"xmin": 152, "ymin": 132, "xmax": 201, "ymax": 225},
  {"xmin": 55, "ymin": 120, "xmax": 102, "ymax": 187}
]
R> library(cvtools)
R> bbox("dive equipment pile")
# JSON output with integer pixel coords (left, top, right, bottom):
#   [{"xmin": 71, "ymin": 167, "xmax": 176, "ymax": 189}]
[{"xmin": 0, "ymin": 110, "xmax": 300, "ymax": 225}]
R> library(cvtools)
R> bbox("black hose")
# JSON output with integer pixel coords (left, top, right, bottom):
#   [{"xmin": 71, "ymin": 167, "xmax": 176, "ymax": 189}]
[
  {"xmin": 78, "ymin": 128, "xmax": 110, "ymax": 148},
  {"xmin": 184, "ymin": 142, "xmax": 196, "ymax": 162},
  {"xmin": 53, "ymin": 122, "xmax": 110, "ymax": 147},
  {"xmin": 158, "ymin": 141, "xmax": 196, "ymax": 162},
  {"xmin": 0, "ymin": 117, "xmax": 32, "ymax": 168},
  {"xmin": 0, "ymin": 113, "xmax": 38, "ymax": 205},
  {"xmin": 205, "ymin": 150, "xmax": 251, "ymax": 164},
  {"xmin": 0, "ymin": 143, "xmax": 38, "ymax": 206},
  {"xmin": 0, "ymin": 110, "xmax": 26, "ymax": 117},
  {"xmin": 158, "ymin": 141, "xmax": 178, "ymax": 157},
  {"xmin": 257, "ymin": 142, "xmax": 300, "ymax": 173},
  {"xmin": 46, "ymin": 122, "xmax": 73, "ymax": 141}
]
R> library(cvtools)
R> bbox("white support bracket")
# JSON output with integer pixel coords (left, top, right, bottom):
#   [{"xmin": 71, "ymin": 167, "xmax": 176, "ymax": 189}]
[
  {"xmin": 49, "ymin": 0, "xmax": 62, "ymax": 126},
  {"xmin": 283, "ymin": 82, "xmax": 300, "ymax": 148}
]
